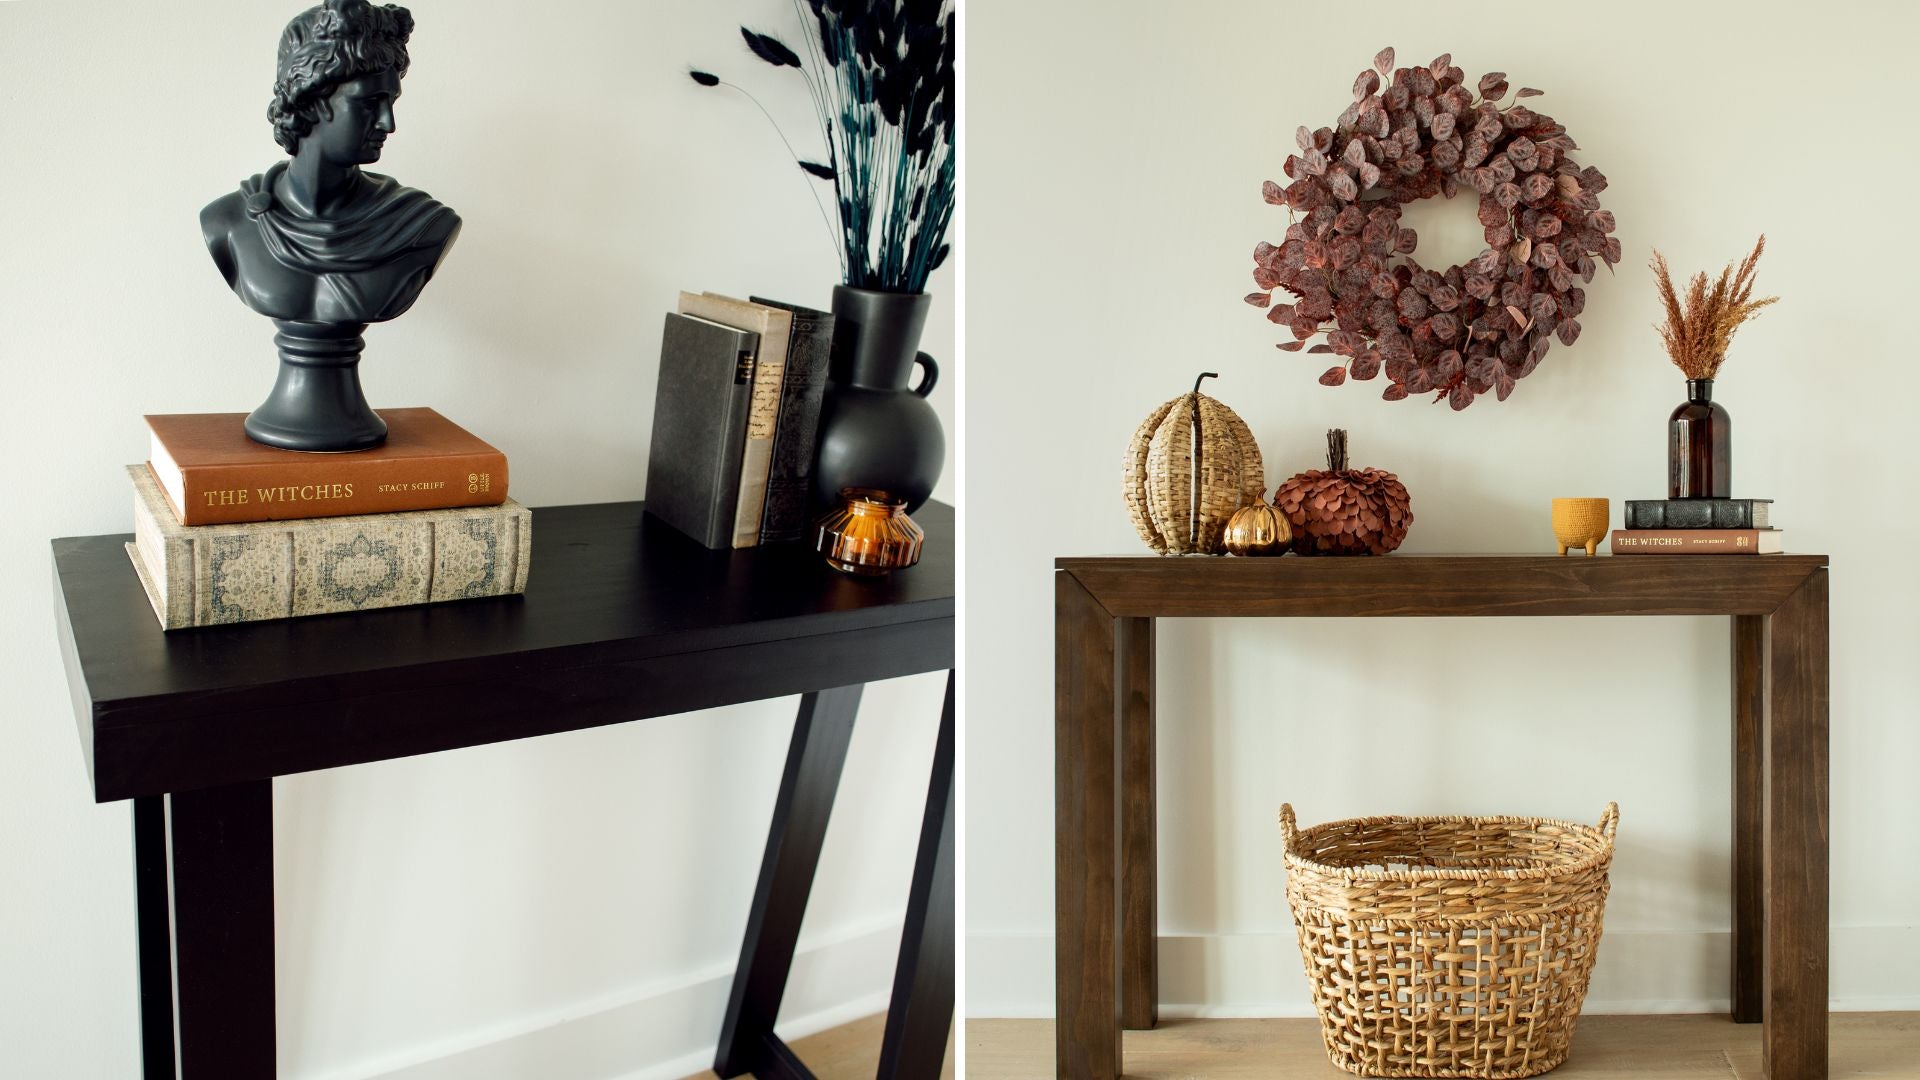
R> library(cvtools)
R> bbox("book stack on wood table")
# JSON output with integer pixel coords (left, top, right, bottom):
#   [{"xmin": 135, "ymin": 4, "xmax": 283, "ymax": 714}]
[
  {"xmin": 129, "ymin": 407, "xmax": 530, "ymax": 629},
  {"xmin": 1611, "ymin": 497, "xmax": 1781, "ymax": 554}
]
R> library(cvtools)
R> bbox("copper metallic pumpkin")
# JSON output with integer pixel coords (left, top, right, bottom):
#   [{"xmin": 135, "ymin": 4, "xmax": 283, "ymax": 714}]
[{"xmin": 1223, "ymin": 498, "xmax": 1292, "ymax": 556}]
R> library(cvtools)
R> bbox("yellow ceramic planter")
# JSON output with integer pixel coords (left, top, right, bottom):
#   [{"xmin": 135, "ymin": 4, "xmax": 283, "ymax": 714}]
[{"xmin": 1551, "ymin": 497, "xmax": 1610, "ymax": 556}]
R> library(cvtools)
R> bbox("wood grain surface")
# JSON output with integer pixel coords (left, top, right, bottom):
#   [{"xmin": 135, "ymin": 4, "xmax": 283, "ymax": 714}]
[
  {"xmin": 54, "ymin": 500, "xmax": 955, "ymax": 801},
  {"xmin": 1057, "ymin": 554, "xmax": 1827, "ymax": 618},
  {"xmin": 966, "ymin": 1014, "xmax": 1916, "ymax": 1079}
]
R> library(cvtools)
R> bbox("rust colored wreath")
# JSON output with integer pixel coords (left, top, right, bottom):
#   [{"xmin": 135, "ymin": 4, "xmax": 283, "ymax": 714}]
[{"xmin": 1248, "ymin": 48, "xmax": 1621, "ymax": 410}]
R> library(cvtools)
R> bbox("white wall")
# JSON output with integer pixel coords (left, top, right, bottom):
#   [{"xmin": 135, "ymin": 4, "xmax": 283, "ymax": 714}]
[
  {"xmin": 966, "ymin": 0, "xmax": 1919, "ymax": 1017},
  {"xmin": 0, "ymin": 2, "xmax": 953, "ymax": 1077}
]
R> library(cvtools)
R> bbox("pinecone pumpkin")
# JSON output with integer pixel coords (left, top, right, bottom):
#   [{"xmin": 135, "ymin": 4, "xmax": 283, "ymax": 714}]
[
  {"xmin": 1274, "ymin": 429, "xmax": 1412, "ymax": 556},
  {"xmin": 1124, "ymin": 372, "xmax": 1264, "ymax": 554}
]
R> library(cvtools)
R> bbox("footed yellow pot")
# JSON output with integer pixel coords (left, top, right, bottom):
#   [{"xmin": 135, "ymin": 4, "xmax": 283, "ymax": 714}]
[{"xmin": 1552, "ymin": 497, "xmax": 1610, "ymax": 556}]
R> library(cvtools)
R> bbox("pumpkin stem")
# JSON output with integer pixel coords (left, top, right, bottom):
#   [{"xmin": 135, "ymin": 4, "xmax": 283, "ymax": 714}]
[
  {"xmin": 1327, "ymin": 428, "xmax": 1348, "ymax": 473},
  {"xmin": 1193, "ymin": 371, "xmax": 1218, "ymax": 395}
]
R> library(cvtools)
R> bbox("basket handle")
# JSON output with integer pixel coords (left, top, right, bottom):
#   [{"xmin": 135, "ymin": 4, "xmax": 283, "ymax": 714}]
[
  {"xmin": 1598, "ymin": 802, "xmax": 1620, "ymax": 842},
  {"xmin": 1278, "ymin": 803, "xmax": 1298, "ymax": 848}
]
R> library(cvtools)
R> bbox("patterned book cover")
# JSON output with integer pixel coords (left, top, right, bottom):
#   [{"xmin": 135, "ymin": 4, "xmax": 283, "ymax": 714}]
[
  {"xmin": 749, "ymin": 296, "xmax": 835, "ymax": 544},
  {"xmin": 127, "ymin": 464, "xmax": 531, "ymax": 630}
]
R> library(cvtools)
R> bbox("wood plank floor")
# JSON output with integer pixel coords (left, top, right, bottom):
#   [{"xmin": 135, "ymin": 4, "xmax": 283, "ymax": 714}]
[
  {"xmin": 679, "ymin": 1013, "xmax": 954, "ymax": 1079},
  {"xmin": 966, "ymin": 1014, "xmax": 1920, "ymax": 1079}
]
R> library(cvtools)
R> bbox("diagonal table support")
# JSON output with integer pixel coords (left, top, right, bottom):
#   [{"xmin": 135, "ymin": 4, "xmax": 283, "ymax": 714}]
[
  {"xmin": 876, "ymin": 671, "xmax": 956, "ymax": 1079},
  {"xmin": 715, "ymin": 685, "xmax": 864, "ymax": 1078}
]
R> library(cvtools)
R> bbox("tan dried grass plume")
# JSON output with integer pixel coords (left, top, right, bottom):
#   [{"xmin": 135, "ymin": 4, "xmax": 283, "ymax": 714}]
[{"xmin": 1650, "ymin": 236, "xmax": 1778, "ymax": 379}]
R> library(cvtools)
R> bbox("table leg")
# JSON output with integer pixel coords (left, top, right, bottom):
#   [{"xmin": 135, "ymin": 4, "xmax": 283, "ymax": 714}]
[
  {"xmin": 133, "ymin": 796, "xmax": 176, "ymax": 1079},
  {"xmin": 876, "ymin": 672, "xmax": 955, "ymax": 1080},
  {"xmin": 1762, "ymin": 570, "xmax": 1828, "ymax": 1080},
  {"xmin": 714, "ymin": 685, "xmax": 863, "ymax": 1079},
  {"xmin": 1732, "ymin": 615, "xmax": 1764, "ymax": 1024},
  {"xmin": 167, "ymin": 780, "xmax": 276, "ymax": 1078},
  {"xmin": 1117, "ymin": 618, "xmax": 1157, "ymax": 1031},
  {"xmin": 1056, "ymin": 572, "xmax": 1120, "ymax": 1080}
]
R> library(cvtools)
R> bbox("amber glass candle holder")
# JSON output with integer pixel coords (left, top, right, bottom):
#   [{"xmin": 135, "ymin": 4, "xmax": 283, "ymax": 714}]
[{"xmin": 814, "ymin": 488, "xmax": 925, "ymax": 576}]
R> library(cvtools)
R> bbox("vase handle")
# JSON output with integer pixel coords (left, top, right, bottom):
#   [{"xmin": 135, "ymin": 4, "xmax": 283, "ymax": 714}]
[{"xmin": 911, "ymin": 352, "xmax": 939, "ymax": 398}]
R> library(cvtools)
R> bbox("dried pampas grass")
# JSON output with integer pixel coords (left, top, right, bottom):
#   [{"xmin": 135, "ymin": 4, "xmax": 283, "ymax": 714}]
[{"xmin": 1650, "ymin": 236, "xmax": 1777, "ymax": 379}]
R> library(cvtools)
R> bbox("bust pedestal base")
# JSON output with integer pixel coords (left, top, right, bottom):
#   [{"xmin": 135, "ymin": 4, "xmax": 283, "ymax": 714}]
[{"xmin": 245, "ymin": 321, "xmax": 386, "ymax": 452}]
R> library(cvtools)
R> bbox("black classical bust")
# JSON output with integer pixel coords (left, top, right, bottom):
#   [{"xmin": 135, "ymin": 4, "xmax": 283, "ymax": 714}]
[{"xmin": 203, "ymin": 0, "xmax": 460, "ymax": 451}]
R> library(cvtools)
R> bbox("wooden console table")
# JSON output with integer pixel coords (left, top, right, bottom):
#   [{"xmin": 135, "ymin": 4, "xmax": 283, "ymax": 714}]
[
  {"xmin": 1054, "ymin": 554, "xmax": 1829, "ymax": 1080},
  {"xmin": 52, "ymin": 500, "xmax": 955, "ymax": 1080}
]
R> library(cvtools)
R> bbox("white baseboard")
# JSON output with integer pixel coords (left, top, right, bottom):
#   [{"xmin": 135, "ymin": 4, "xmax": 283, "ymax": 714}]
[
  {"xmin": 295, "ymin": 918, "xmax": 905, "ymax": 1080},
  {"xmin": 965, "ymin": 926, "xmax": 1920, "ymax": 1018}
]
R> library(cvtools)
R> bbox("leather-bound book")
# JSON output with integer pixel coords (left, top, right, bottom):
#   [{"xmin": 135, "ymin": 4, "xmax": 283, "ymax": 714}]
[
  {"xmin": 147, "ymin": 407, "xmax": 508, "ymax": 526},
  {"xmin": 643, "ymin": 312, "xmax": 762, "ymax": 549},
  {"xmin": 749, "ymin": 296, "xmax": 835, "ymax": 544}
]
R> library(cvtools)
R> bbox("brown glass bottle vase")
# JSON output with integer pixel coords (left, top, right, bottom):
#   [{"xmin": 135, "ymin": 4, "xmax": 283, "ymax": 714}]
[{"xmin": 1668, "ymin": 378, "xmax": 1731, "ymax": 498}]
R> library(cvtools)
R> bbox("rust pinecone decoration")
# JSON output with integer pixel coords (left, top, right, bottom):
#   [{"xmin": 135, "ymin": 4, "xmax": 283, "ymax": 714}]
[{"xmin": 1274, "ymin": 429, "xmax": 1412, "ymax": 555}]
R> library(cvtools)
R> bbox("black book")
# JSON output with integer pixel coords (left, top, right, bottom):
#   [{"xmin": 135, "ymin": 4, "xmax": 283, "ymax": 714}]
[
  {"xmin": 1624, "ymin": 498, "xmax": 1773, "ymax": 530},
  {"xmin": 750, "ymin": 296, "xmax": 836, "ymax": 544},
  {"xmin": 643, "ymin": 313, "xmax": 761, "ymax": 549}
]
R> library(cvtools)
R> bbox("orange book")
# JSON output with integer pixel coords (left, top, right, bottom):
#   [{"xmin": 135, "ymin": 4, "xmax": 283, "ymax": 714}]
[{"xmin": 146, "ymin": 408, "xmax": 508, "ymax": 526}]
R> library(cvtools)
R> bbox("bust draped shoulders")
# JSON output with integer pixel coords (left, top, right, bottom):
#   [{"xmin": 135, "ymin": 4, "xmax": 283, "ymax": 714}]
[{"xmin": 238, "ymin": 161, "xmax": 457, "ymax": 276}]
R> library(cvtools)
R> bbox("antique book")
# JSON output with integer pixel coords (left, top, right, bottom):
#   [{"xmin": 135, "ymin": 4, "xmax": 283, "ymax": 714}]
[
  {"xmin": 643, "ymin": 312, "xmax": 761, "ymax": 549},
  {"xmin": 147, "ymin": 407, "xmax": 508, "ymax": 526},
  {"xmin": 749, "ymin": 296, "xmax": 836, "ymax": 544},
  {"xmin": 127, "ymin": 464, "xmax": 531, "ymax": 630},
  {"xmin": 1623, "ymin": 498, "xmax": 1773, "ymax": 530},
  {"xmin": 1609, "ymin": 528, "xmax": 1784, "ymax": 554},
  {"xmin": 679, "ymin": 292, "xmax": 793, "ymax": 548}
]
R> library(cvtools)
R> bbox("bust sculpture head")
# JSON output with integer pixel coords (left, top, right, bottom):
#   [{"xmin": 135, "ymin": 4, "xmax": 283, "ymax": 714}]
[
  {"xmin": 203, "ymin": 0, "xmax": 461, "ymax": 452},
  {"xmin": 268, "ymin": 0, "xmax": 414, "ymax": 161}
]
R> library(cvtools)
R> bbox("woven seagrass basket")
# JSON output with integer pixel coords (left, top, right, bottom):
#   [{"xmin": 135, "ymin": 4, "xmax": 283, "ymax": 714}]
[{"xmin": 1279, "ymin": 803, "xmax": 1619, "ymax": 1079}]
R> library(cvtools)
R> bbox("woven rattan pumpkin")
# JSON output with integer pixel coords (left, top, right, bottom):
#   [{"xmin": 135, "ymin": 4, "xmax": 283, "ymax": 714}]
[
  {"xmin": 1275, "ymin": 429, "xmax": 1411, "ymax": 556},
  {"xmin": 1124, "ymin": 373, "xmax": 1264, "ymax": 554}
]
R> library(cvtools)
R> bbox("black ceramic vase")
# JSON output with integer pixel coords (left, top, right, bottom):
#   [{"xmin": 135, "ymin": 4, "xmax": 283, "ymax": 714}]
[
  {"xmin": 811, "ymin": 286, "xmax": 945, "ymax": 512},
  {"xmin": 1668, "ymin": 377, "xmax": 1731, "ymax": 498}
]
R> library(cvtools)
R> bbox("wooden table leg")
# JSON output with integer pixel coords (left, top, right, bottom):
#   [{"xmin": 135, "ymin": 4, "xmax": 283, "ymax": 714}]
[
  {"xmin": 1056, "ymin": 572, "xmax": 1120, "ymax": 1080},
  {"xmin": 1118, "ymin": 618, "xmax": 1157, "ymax": 1031},
  {"xmin": 1732, "ymin": 614, "xmax": 1764, "ymax": 1024},
  {"xmin": 714, "ymin": 685, "xmax": 863, "ymax": 1079},
  {"xmin": 167, "ymin": 780, "xmax": 276, "ymax": 1078},
  {"xmin": 1762, "ymin": 570, "xmax": 1828, "ymax": 1080},
  {"xmin": 876, "ymin": 672, "xmax": 955, "ymax": 1080},
  {"xmin": 133, "ymin": 796, "xmax": 176, "ymax": 1079}
]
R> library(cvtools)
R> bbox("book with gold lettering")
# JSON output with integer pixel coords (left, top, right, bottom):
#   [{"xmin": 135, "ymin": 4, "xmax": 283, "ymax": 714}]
[
  {"xmin": 126, "ymin": 465, "xmax": 531, "ymax": 630},
  {"xmin": 146, "ymin": 407, "xmax": 508, "ymax": 526}
]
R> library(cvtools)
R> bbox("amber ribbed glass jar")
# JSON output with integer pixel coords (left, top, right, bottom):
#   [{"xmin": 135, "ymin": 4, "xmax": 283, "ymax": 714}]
[{"xmin": 814, "ymin": 488, "xmax": 925, "ymax": 576}]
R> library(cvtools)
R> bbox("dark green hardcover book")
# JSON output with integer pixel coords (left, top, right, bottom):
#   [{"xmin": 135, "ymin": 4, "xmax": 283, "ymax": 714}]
[
  {"xmin": 750, "ymin": 296, "xmax": 836, "ymax": 544},
  {"xmin": 1623, "ymin": 498, "xmax": 1772, "ymax": 530},
  {"xmin": 643, "ymin": 313, "xmax": 761, "ymax": 549}
]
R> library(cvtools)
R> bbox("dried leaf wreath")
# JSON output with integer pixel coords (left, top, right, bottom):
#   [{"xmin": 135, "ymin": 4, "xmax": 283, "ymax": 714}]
[{"xmin": 1248, "ymin": 48, "xmax": 1621, "ymax": 410}]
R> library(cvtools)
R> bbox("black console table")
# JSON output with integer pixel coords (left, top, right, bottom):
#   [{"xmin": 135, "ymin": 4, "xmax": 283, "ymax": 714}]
[{"xmin": 52, "ymin": 500, "xmax": 955, "ymax": 1080}]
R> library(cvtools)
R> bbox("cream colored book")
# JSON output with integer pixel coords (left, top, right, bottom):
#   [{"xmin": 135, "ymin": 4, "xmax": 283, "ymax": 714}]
[
  {"xmin": 677, "ymin": 291, "xmax": 793, "ymax": 548},
  {"xmin": 126, "ymin": 464, "xmax": 532, "ymax": 630}
]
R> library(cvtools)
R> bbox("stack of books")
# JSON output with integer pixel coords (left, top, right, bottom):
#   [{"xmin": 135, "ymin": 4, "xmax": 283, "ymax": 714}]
[
  {"xmin": 127, "ymin": 408, "xmax": 531, "ymax": 629},
  {"xmin": 1610, "ymin": 498, "xmax": 1781, "ymax": 555},
  {"xmin": 643, "ymin": 292, "xmax": 835, "ymax": 549}
]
